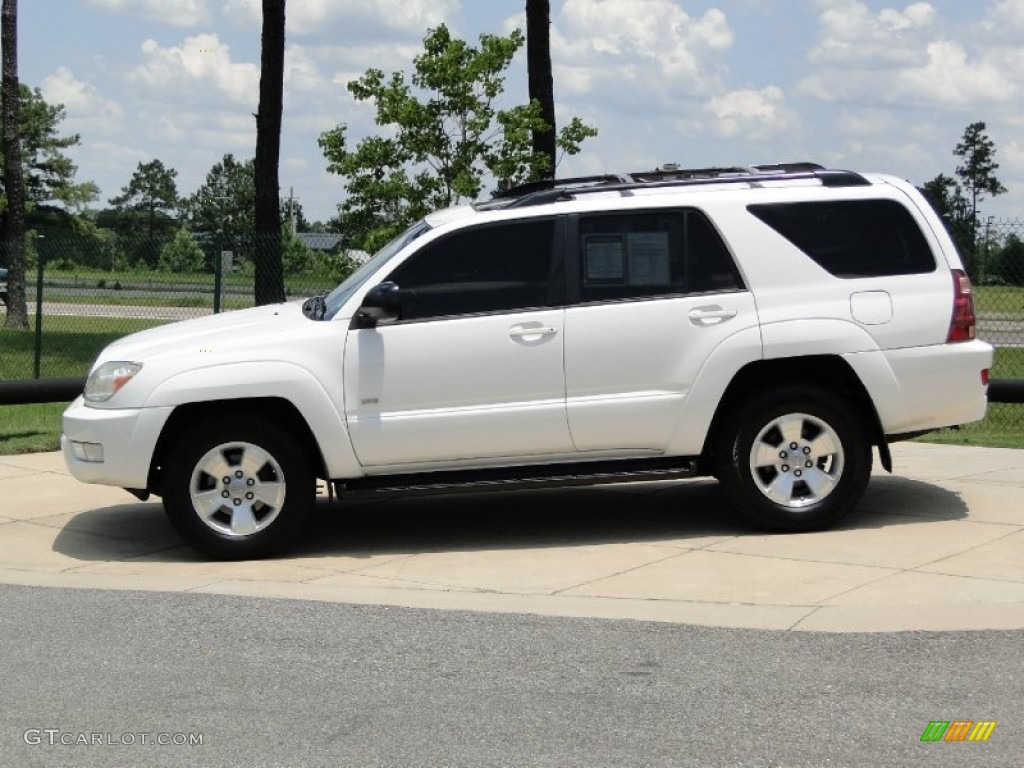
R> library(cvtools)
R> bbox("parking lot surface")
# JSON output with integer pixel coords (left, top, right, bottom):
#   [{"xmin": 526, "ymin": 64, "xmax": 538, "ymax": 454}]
[{"xmin": 1, "ymin": 442, "xmax": 1022, "ymax": 633}]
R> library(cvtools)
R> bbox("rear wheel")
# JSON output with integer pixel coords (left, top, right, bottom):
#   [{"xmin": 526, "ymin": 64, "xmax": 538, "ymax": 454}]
[
  {"xmin": 162, "ymin": 417, "xmax": 314, "ymax": 559},
  {"xmin": 715, "ymin": 387, "xmax": 871, "ymax": 531}
]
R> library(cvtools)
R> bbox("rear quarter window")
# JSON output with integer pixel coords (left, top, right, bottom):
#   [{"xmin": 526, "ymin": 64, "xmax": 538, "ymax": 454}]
[{"xmin": 748, "ymin": 199, "xmax": 936, "ymax": 278}]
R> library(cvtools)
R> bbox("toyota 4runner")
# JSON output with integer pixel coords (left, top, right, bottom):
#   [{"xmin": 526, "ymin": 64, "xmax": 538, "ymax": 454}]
[{"xmin": 62, "ymin": 163, "xmax": 994, "ymax": 559}]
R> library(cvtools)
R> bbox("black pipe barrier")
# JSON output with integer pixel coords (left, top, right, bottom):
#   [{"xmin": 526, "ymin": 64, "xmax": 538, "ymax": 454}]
[
  {"xmin": 0, "ymin": 377, "xmax": 1022, "ymax": 406},
  {"xmin": 990, "ymin": 379, "xmax": 1024, "ymax": 404},
  {"xmin": 0, "ymin": 378, "xmax": 85, "ymax": 405}
]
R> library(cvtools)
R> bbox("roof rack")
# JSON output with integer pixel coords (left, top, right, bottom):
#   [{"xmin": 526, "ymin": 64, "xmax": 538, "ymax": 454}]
[{"xmin": 483, "ymin": 163, "xmax": 870, "ymax": 210}]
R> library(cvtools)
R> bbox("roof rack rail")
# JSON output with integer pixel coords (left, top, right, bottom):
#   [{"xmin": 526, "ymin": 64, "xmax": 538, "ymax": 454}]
[
  {"xmin": 497, "ymin": 165, "xmax": 870, "ymax": 209},
  {"xmin": 493, "ymin": 174, "xmax": 635, "ymax": 200}
]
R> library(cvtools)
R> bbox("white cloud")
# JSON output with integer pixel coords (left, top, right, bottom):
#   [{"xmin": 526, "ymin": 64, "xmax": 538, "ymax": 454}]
[
  {"xmin": 221, "ymin": 0, "xmax": 458, "ymax": 38},
  {"xmin": 798, "ymin": 0, "xmax": 1019, "ymax": 108},
  {"xmin": 40, "ymin": 66, "xmax": 124, "ymax": 134},
  {"xmin": 983, "ymin": 0, "xmax": 1024, "ymax": 31},
  {"xmin": 283, "ymin": 45, "xmax": 328, "ymax": 94},
  {"xmin": 87, "ymin": 0, "xmax": 210, "ymax": 27},
  {"xmin": 550, "ymin": 0, "xmax": 734, "ymax": 106},
  {"xmin": 705, "ymin": 86, "xmax": 795, "ymax": 139},
  {"xmin": 896, "ymin": 40, "xmax": 1016, "ymax": 107},
  {"xmin": 130, "ymin": 33, "xmax": 260, "ymax": 106},
  {"xmin": 808, "ymin": 0, "xmax": 935, "ymax": 66}
]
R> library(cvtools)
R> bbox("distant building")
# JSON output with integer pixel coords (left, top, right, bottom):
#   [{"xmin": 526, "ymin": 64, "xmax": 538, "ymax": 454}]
[{"xmin": 295, "ymin": 233, "xmax": 344, "ymax": 252}]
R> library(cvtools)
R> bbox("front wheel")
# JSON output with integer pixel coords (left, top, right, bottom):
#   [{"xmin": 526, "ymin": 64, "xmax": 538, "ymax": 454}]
[
  {"xmin": 162, "ymin": 417, "xmax": 315, "ymax": 559},
  {"xmin": 715, "ymin": 388, "xmax": 872, "ymax": 531}
]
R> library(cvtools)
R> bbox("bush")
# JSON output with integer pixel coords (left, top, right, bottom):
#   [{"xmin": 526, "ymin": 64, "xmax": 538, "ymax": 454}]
[
  {"xmin": 158, "ymin": 228, "xmax": 205, "ymax": 273},
  {"xmin": 993, "ymin": 235, "xmax": 1024, "ymax": 286}
]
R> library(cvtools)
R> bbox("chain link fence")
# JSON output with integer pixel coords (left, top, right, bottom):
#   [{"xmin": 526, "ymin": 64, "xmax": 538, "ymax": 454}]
[
  {"xmin": 1, "ymin": 222, "xmax": 1021, "ymax": 436},
  {"xmin": 1, "ymin": 231, "xmax": 355, "ymax": 380}
]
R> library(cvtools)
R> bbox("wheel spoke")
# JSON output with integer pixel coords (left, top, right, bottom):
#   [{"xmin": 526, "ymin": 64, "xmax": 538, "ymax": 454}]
[
  {"xmin": 229, "ymin": 504, "xmax": 258, "ymax": 536},
  {"xmin": 753, "ymin": 440, "xmax": 781, "ymax": 468},
  {"xmin": 809, "ymin": 431, "xmax": 839, "ymax": 459},
  {"xmin": 239, "ymin": 444, "xmax": 274, "ymax": 479},
  {"xmin": 803, "ymin": 466, "xmax": 837, "ymax": 499},
  {"xmin": 251, "ymin": 480, "xmax": 285, "ymax": 510},
  {"xmin": 200, "ymin": 451, "xmax": 233, "ymax": 482},
  {"xmin": 777, "ymin": 416, "xmax": 804, "ymax": 447},
  {"xmin": 193, "ymin": 489, "xmax": 226, "ymax": 519},
  {"xmin": 764, "ymin": 472, "xmax": 797, "ymax": 505}
]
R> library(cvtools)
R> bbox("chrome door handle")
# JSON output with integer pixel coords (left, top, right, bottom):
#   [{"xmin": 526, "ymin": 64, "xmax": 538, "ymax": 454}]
[
  {"xmin": 509, "ymin": 326, "xmax": 558, "ymax": 339},
  {"xmin": 689, "ymin": 308, "xmax": 737, "ymax": 325}
]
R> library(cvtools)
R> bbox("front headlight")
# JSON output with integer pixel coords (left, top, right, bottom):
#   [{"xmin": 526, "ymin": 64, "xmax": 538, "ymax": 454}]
[{"xmin": 84, "ymin": 361, "xmax": 143, "ymax": 403}]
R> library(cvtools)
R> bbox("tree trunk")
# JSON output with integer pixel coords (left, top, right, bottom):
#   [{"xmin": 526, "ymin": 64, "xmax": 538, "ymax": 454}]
[
  {"xmin": 254, "ymin": 0, "xmax": 286, "ymax": 305},
  {"xmin": 2, "ymin": 0, "xmax": 27, "ymax": 329},
  {"xmin": 526, "ymin": 0, "xmax": 556, "ymax": 180}
]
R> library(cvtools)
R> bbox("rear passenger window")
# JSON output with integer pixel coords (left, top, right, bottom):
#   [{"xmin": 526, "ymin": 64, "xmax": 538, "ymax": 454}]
[
  {"xmin": 578, "ymin": 209, "xmax": 743, "ymax": 302},
  {"xmin": 748, "ymin": 200, "xmax": 936, "ymax": 277}
]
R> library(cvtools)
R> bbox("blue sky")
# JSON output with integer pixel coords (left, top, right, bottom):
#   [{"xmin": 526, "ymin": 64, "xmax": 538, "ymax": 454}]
[{"xmin": 19, "ymin": 0, "xmax": 1024, "ymax": 224}]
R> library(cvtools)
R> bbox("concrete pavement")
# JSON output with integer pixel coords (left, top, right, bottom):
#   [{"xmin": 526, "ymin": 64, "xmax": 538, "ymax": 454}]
[{"xmin": 1, "ymin": 442, "xmax": 1022, "ymax": 633}]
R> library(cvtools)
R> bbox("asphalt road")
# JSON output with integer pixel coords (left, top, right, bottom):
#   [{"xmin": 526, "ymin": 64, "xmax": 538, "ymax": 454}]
[{"xmin": 0, "ymin": 583, "xmax": 1020, "ymax": 768}]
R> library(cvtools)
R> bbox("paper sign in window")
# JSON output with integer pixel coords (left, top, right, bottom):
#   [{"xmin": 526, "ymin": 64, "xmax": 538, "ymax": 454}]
[
  {"xmin": 627, "ymin": 232, "xmax": 670, "ymax": 285},
  {"xmin": 584, "ymin": 235, "xmax": 625, "ymax": 281}
]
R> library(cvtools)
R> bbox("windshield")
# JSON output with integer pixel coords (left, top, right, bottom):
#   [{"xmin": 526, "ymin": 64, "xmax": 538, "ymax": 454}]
[{"xmin": 321, "ymin": 221, "xmax": 430, "ymax": 320}]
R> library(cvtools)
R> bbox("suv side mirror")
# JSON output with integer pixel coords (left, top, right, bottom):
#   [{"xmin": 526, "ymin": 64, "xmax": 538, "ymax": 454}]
[{"xmin": 352, "ymin": 282, "xmax": 401, "ymax": 328}]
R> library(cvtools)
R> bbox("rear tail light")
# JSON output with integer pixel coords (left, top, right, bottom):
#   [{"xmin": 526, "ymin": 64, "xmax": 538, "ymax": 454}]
[{"xmin": 947, "ymin": 269, "xmax": 976, "ymax": 343}]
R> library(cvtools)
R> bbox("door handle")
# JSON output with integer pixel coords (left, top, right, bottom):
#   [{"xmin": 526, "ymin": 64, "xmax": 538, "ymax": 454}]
[
  {"xmin": 688, "ymin": 307, "xmax": 738, "ymax": 325},
  {"xmin": 509, "ymin": 326, "xmax": 558, "ymax": 339}
]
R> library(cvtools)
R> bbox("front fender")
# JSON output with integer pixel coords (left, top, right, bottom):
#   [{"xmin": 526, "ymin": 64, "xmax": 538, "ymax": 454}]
[{"xmin": 144, "ymin": 361, "xmax": 361, "ymax": 479}]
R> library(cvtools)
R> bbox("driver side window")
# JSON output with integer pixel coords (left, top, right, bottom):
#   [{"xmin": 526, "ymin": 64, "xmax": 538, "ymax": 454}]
[{"xmin": 384, "ymin": 218, "xmax": 560, "ymax": 322}]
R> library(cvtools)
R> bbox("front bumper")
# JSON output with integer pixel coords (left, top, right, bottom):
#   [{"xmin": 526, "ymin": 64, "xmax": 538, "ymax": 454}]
[{"xmin": 61, "ymin": 397, "xmax": 174, "ymax": 489}]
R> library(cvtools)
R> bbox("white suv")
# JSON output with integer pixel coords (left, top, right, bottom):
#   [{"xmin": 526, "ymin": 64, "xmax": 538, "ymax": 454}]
[{"xmin": 62, "ymin": 164, "xmax": 994, "ymax": 559}]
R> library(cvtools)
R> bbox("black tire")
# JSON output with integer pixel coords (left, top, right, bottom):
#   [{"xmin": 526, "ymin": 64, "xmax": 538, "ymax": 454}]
[
  {"xmin": 162, "ymin": 416, "xmax": 315, "ymax": 559},
  {"xmin": 714, "ymin": 387, "xmax": 872, "ymax": 531}
]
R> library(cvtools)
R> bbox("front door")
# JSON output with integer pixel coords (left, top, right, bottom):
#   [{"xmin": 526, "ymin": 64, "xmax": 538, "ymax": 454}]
[{"xmin": 344, "ymin": 217, "xmax": 573, "ymax": 470}]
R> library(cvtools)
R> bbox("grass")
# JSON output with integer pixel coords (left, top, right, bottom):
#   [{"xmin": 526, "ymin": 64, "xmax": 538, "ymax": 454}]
[
  {"xmin": 975, "ymin": 284, "xmax": 1024, "ymax": 318},
  {"xmin": 0, "ymin": 315, "xmax": 165, "ymax": 380},
  {"xmin": 915, "ymin": 346, "xmax": 1023, "ymax": 449},
  {"xmin": 1, "ymin": 316, "xmax": 167, "ymax": 455},
  {"xmin": 0, "ymin": 402, "xmax": 65, "ymax": 454},
  {"xmin": 42, "ymin": 267, "xmax": 337, "ymax": 295},
  {"xmin": 915, "ymin": 403, "xmax": 1023, "ymax": 449}
]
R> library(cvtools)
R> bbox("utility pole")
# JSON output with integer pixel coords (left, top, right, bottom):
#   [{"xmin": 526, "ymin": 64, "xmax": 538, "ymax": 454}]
[{"xmin": 286, "ymin": 186, "xmax": 298, "ymax": 234}]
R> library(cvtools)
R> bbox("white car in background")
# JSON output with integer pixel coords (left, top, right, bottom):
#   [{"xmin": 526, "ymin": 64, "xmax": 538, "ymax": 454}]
[{"xmin": 62, "ymin": 163, "xmax": 993, "ymax": 559}]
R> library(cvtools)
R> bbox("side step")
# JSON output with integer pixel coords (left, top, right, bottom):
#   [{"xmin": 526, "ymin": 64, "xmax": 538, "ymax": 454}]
[{"xmin": 337, "ymin": 457, "xmax": 699, "ymax": 500}]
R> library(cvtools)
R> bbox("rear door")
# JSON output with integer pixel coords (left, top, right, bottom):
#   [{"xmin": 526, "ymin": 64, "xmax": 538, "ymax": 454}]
[{"xmin": 563, "ymin": 207, "xmax": 759, "ymax": 452}]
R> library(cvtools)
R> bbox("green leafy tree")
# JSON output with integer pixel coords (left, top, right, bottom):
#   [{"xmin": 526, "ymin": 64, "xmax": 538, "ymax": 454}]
[
  {"xmin": 954, "ymin": 121, "xmax": 1007, "ymax": 229},
  {"xmin": 281, "ymin": 231, "xmax": 313, "ymax": 275},
  {"xmin": 319, "ymin": 24, "xmax": 596, "ymax": 251},
  {"xmin": 0, "ymin": 84, "xmax": 96, "ymax": 224},
  {"xmin": 922, "ymin": 173, "xmax": 974, "ymax": 261},
  {"xmin": 157, "ymin": 226, "xmax": 204, "ymax": 273},
  {"xmin": 109, "ymin": 159, "xmax": 179, "ymax": 239},
  {"xmin": 994, "ymin": 233, "xmax": 1024, "ymax": 286},
  {"xmin": 184, "ymin": 154, "xmax": 255, "ymax": 238}
]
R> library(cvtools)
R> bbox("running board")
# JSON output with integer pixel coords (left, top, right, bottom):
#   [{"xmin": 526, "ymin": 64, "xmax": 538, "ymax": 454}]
[{"xmin": 337, "ymin": 457, "xmax": 699, "ymax": 499}]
